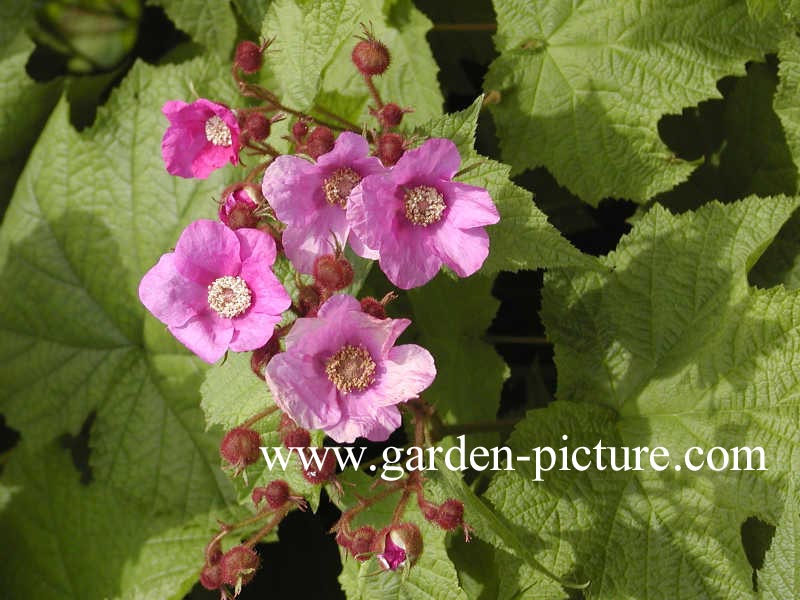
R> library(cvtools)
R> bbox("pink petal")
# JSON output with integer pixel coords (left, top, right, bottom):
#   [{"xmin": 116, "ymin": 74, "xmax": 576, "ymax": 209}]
[
  {"xmin": 139, "ymin": 253, "xmax": 207, "ymax": 327},
  {"xmin": 324, "ymin": 405, "xmax": 401, "ymax": 443},
  {"xmin": 192, "ymin": 143, "xmax": 237, "ymax": 178},
  {"xmin": 316, "ymin": 132, "xmax": 371, "ymax": 170},
  {"xmin": 316, "ymin": 294, "xmax": 362, "ymax": 318},
  {"xmin": 170, "ymin": 310, "xmax": 234, "ymax": 363},
  {"xmin": 161, "ymin": 120, "xmax": 208, "ymax": 178},
  {"xmin": 261, "ymin": 155, "xmax": 321, "ymax": 225},
  {"xmin": 266, "ymin": 352, "xmax": 342, "ymax": 430},
  {"xmin": 239, "ymin": 267, "xmax": 291, "ymax": 317},
  {"xmin": 366, "ymin": 344, "xmax": 436, "ymax": 402},
  {"xmin": 281, "ymin": 208, "xmax": 349, "ymax": 274},
  {"xmin": 379, "ymin": 228, "xmax": 443, "ymax": 289},
  {"xmin": 236, "ymin": 227, "xmax": 277, "ymax": 266},
  {"xmin": 229, "ymin": 311, "xmax": 282, "ymax": 352},
  {"xmin": 392, "ymin": 138, "xmax": 461, "ymax": 184},
  {"xmin": 442, "ymin": 182, "xmax": 500, "ymax": 229},
  {"xmin": 173, "ymin": 220, "xmax": 242, "ymax": 285},
  {"xmin": 347, "ymin": 176, "xmax": 400, "ymax": 254},
  {"xmin": 434, "ymin": 224, "xmax": 490, "ymax": 278}
]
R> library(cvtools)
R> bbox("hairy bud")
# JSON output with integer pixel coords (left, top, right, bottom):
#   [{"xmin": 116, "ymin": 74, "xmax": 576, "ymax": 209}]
[
  {"xmin": 352, "ymin": 33, "xmax": 390, "ymax": 76},
  {"xmin": 313, "ymin": 254, "xmax": 354, "ymax": 292},
  {"xmin": 243, "ymin": 112, "xmax": 270, "ymax": 141},
  {"xmin": 373, "ymin": 103, "xmax": 407, "ymax": 129},
  {"xmin": 306, "ymin": 126, "xmax": 335, "ymax": 159},
  {"xmin": 301, "ymin": 450, "xmax": 337, "ymax": 484},
  {"xmin": 376, "ymin": 132, "xmax": 405, "ymax": 166},
  {"xmin": 220, "ymin": 545, "xmax": 260, "ymax": 589},
  {"xmin": 220, "ymin": 427, "xmax": 262, "ymax": 470},
  {"xmin": 235, "ymin": 41, "xmax": 263, "ymax": 74},
  {"xmin": 434, "ymin": 499, "xmax": 465, "ymax": 531}
]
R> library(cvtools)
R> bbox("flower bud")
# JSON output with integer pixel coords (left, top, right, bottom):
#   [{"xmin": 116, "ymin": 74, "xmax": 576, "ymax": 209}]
[
  {"xmin": 235, "ymin": 40, "xmax": 263, "ymax": 74},
  {"xmin": 220, "ymin": 545, "xmax": 260, "ymax": 588},
  {"xmin": 250, "ymin": 335, "xmax": 281, "ymax": 380},
  {"xmin": 243, "ymin": 112, "xmax": 271, "ymax": 141},
  {"xmin": 219, "ymin": 187, "xmax": 259, "ymax": 230},
  {"xmin": 434, "ymin": 499, "xmax": 464, "ymax": 531},
  {"xmin": 265, "ymin": 479, "xmax": 290, "ymax": 509},
  {"xmin": 374, "ymin": 523, "xmax": 423, "ymax": 571},
  {"xmin": 376, "ymin": 132, "xmax": 405, "ymax": 166},
  {"xmin": 306, "ymin": 126, "xmax": 335, "ymax": 159},
  {"xmin": 352, "ymin": 34, "xmax": 390, "ymax": 76},
  {"xmin": 220, "ymin": 427, "xmax": 262, "ymax": 470},
  {"xmin": 350, "ymin": 526, "xmax": 378, "ymax": 561},
  {"xmin": 360, "ymin": 296, "xmax": 387, "ymax": 319},
  {"xmin": 313, "ymin": 254, "xmax": 354, "ymax": 292},
  {"xmin": 373, "ymin": 103, "xmax": 407, "ymax": 129},
  {"xmin": 199, "ymin": 562, "xmax": 223, "ymax": 590},
  {"xmin": 292, "ymin": 119, "xmax": 309, "ymax": 142},
  {"xmin": 301, "ymin": 450, "xmax": 337, "ymax": 484},
  {"xmin": 278, "ymin": 413, "xmax": 311, "ymax": 448}
]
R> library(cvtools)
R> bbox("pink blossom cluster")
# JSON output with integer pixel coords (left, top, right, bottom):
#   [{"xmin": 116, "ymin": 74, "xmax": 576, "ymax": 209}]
[
  {"xmin": 262, "ymin": 132, "xmax": 500, "ymax": 289},
  {"xmin": 141, "ymin": 96, "xmax": 498, "ymax": 445}
]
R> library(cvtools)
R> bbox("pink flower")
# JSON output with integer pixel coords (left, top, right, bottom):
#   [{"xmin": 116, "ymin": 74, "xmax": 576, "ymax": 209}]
[
  {"xmin": 348, "ymin": 138, "xmax": 500, "ymax": 289},
  {"xmin": 261, "ymin": 132, "xmax": 385, "ymax": 273},
  {"xmin": 219, "ymin": 186, "xmax": 259, "ymax": 230},
  {"xmin": 265, "ymin": 295, "xmax": 435, "ymax": 443},
  {"xmin": 139, "ymin": 220, "xmax": 291, "ymax": 363},
  {"xmin": 161, "ymin": 99, "xmax": 241, "ymax": 179}
]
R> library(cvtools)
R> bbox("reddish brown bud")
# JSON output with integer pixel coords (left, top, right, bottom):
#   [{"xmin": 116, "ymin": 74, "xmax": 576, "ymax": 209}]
[
  {"xmin": 235, "ymin": 40, "xmax": 263, "ymax": 74},
  {"xmin": 360, "ymin": 296, "xmax": 386, "ymax": 319},
  {"xmin": 306, "ymin": 126, "xmax": 335, "ymax": 159},
  {"xmin": 220, "ymin": 545, "xmax": 260, "ymax": 588},
  {"xmin": 243, "ymin": 112, "xmax": 270, "ymax": 141},
  {"xmin": 301, "ymin": 450, "xmax": 337, "ymax": 484},
  {"xmin": 200, "ymin": 562, "xmax": 223, "ymax": 590},
  {"xmin": 376, "ymin": 132, "xmax": 405, "ymax": 166},
  {"xmin": 250, "ymin": 335, "xmax": 281, "ymax": 380},
  {"xmin": 220, "ymin": 427, "xmax": 262, "ymax": 469},
  {"xmin": 296, "ymin": 284, "xmax": 321, "ymax": 317},
  {"xmin": 434, "ymin": 499, "xmax": 464, "ymax": 531},
  {"xmin": 292, "ymin": 120, "xmax": 309, "ymax": 142},
  {"xmin": 350, "ymin": 526, "xmax": 378, "ymax": 561},
  {"xmin": 313, "ymin": 254, "xmax": 354, "ymax": 292},
  {"xmin": 373, "ymin": 103, "xmax": 407, "ymax": 129},
  {"xmin": 352, "ymin": 36, "xmax": 390, "ymax": 76}
]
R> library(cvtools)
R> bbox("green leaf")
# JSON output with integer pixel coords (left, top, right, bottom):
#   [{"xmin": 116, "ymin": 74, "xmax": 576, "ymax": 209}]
[
  {"xmin": 760, "ymin": 478, "xmax": 799, "ymax": 599},
  {"xmin": 232, "ymin": 0, "xmax": 272, "ymax": 34},
  {"xmin": 408, "ymin": 274, "xmax": 507, "ymax": 444},
  {"xmin": 776, "ymin": 35, "xmax": 800, "ymax": 177},
  {"xmin": 0, "ymin": 56, "xmax": 244, "ymax": 598},
  {"xmin": 0, "ymin": 1, "xmax": 34, "ymax": 57},
  {"xmin": 416, "ymin": 98, "xmax": 595, "ymax": 273},
  {"xmin": 485, "ymin": 196, "xmax": 800, "ymax": 598},
  {"xmin": 148, "ymin": 0, "xmax": 237, "ymax": 57},
  {"xmin": 0, "ymin": 33, "xmax": 62, "ymax": 205},
  {"xmin": 486, "ymin": 0, "xmax": 791, "ymax": 204},
  {"xmin": 262, "ymin": 0, "xmax": 362, "ymax": 111},
  {"xmin": 0, "ymin": 440, "xmax": 236, "ymax": 600}
]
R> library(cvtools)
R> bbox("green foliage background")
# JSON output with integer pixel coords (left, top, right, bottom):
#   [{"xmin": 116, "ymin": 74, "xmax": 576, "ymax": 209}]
[{"xmin": 1, "ymin": 0, "xmax": 799, "ymax": 599}]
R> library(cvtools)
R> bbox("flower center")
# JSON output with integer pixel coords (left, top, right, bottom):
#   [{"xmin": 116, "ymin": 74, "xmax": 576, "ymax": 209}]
[
  {"xmin": 325, "ymin": 344, "xmax": 376, "ymax": 393},
  {"xmin": 403, "ymin": 185, "xmax": 446, "ymax": 226},
  {"xmin": 207, "ymin": 275, "xmax": 252, "ymax": 318},
  {"xmin": 322, "ymin": 167, "xmax": 362, "ymax": 208},
  {"xmin": 205, "ymin": 115, "xmax": 232, "ymax": 146}
]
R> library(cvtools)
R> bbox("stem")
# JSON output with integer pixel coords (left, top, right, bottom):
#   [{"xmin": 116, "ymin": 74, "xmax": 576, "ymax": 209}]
[
  {"xmin": 432, "ymin": 23, "xmax": 497, "ymax": 31},
  {"xmin": 362, "ymin": 74, "xmax": 384, "ymax": 110},
  {"xmin": 483, "ymin": 334, "xmax": 550, "ymax": 345},
  {"xmin": 243, "ymin": 508, "xmax": 289, "ymax": 549},
  {"xmin": 240, "ymin": 405, "xmax": 279, "ymax": 429},
  {"xmin": 313, "ymin": 105, "xmax": 361, "ymax": 131}
]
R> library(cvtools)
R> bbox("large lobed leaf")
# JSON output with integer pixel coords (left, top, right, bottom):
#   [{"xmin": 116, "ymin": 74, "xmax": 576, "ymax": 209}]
[
  {"xmin": 486, "ymin": 0, "xmax": 790, "ymax": 204},
  {"xmin": 485, "ymin": 197, "xmax": 800, "ymax": 598},
  {"xmin": 0, "ymin": 55, "xmax": 246, "ymax": 598}
]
